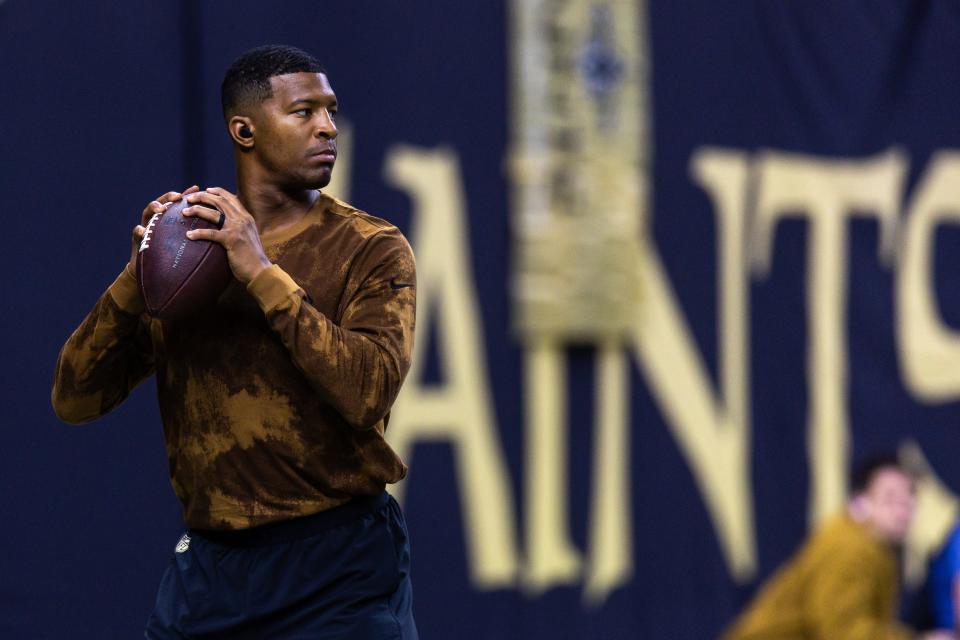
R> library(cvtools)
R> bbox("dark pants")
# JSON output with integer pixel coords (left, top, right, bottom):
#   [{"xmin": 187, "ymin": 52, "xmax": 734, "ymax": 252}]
[{"xmin": 145, "ymin": 493, "xmax": 418, "ymax": 640}]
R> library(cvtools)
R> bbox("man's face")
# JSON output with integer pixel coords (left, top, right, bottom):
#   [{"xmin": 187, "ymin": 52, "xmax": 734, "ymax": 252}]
[
  {"xmin": 250, "ymin": 72, "xmax": 338, "ymax": 189},
  {"xmin": 861, "ymin": 468, "xmax": 916, "ymax": 544}
]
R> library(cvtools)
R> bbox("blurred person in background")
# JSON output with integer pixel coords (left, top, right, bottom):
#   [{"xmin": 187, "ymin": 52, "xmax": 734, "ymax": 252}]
[{"xmin": 722, "ymin": 452, "xmax": 956, "ymax": 640}]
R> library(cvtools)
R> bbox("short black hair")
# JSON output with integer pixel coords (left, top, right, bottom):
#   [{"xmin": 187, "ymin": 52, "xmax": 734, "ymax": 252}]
[
  {"xmin": 850, "ymin": 451, "xmax": 906, "ymax": 495},
  {"xmin": 221, "ymin": 44, "xmax": 326, "ymax": 118}
]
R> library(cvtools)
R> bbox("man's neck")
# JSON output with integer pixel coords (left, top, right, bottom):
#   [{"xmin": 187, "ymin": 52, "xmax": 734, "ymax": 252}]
[
  {"xmin": 236, "ymin": 179, "xmax": 319, "ymax": 236},
  {"xmin": 845, "ymin": 505, "xmax": 896, "ymax": 547}
]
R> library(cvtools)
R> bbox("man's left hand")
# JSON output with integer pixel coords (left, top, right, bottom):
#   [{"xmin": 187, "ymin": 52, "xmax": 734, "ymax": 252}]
[{"xmin": 182, "ymin": 187, "xmax": 271, "ymax": 284}]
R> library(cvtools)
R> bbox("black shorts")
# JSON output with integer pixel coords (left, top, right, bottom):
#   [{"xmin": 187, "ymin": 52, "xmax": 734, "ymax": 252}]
[{"xmin": 145, "ymin": 493, "xmax": 418, "ymax": 639}]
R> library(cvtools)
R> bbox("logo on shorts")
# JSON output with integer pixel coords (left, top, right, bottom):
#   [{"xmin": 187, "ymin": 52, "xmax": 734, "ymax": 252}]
[{"xmin": 175, "ymin": 533, "xmax": 191, "ymax": 553}]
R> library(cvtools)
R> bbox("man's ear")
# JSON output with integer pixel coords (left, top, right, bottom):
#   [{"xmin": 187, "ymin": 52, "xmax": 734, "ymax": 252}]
[
  {"xmin": 849, "ymin": 495, "xmax": 871, "ymax": 522},
  {"xmin": 229, "ymin": 116, "xmax": 255, "ymax": 148}
]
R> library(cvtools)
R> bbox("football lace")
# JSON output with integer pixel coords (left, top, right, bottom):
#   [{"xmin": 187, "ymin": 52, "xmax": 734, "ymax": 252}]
[{"xmin": 139, "ymin": 212, "xmax": 162, "ymax": 253}]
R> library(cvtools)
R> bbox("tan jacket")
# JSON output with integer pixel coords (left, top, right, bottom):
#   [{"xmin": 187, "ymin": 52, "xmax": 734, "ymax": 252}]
[{"xmin": 722, "ymin": 515, "xmax": 912, "ymax": 640}]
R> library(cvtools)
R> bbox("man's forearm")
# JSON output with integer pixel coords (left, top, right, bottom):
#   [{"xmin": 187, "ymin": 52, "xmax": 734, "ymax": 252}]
[
  {"xmin": 248, "ymin": 260, "xmax": 415, "ymax": 431},
  {"xmin": 51, "ymin": 268, "xmax": 155, "ymax": 424}
]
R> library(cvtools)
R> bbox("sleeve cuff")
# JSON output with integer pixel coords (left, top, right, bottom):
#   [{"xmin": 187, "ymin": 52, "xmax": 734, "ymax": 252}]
[
  {"xmin": 107, "ymin": 264, "xmax": 145, "ymax": 315},
  {"xmin": 246, "ymin": 264, "xmax": 302, "ymax": 314}
]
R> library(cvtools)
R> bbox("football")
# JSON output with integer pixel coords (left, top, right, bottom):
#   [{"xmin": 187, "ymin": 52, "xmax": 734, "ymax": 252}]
[{"xmin": 136, "ymin": 195, "xmax": 232, "ymax": 320}]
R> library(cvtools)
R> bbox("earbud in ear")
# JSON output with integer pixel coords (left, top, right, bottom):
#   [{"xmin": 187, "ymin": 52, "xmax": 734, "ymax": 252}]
[{"xmin": 239, "ymin": 126, "xmax": 253, "ymax": 139}]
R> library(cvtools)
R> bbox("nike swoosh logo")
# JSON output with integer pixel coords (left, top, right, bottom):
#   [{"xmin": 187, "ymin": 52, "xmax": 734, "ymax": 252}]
[{"xmin": 390, "ymin": 278, "xmax": 414, "ymax": 290}]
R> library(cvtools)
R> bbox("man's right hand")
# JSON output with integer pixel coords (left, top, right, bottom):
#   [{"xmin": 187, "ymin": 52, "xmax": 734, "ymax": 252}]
[
  {"xmin": 920, "ymin": 631, "xmax": 959, "ymax": 640},
  {"xmin": 128, "ymin": 185, "xmax": 200, "ymax": 275}
]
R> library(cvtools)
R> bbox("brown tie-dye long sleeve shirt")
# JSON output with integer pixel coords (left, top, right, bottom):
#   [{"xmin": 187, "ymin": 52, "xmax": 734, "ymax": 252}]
[{"xmin": 52, "ymin": 193, "xmax": 415, "ymax": 530}]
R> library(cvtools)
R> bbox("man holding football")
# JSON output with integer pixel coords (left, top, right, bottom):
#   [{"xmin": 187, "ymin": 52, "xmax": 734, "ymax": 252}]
[{"xmin": 52, "ymin": 44, "xmax": 418, "ymax": 639}]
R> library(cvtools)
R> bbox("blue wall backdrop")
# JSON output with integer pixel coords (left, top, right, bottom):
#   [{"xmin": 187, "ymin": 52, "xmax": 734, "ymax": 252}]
[{"xmin": 4, "ymin": 1, "xmax": 960, "ymax": 638}]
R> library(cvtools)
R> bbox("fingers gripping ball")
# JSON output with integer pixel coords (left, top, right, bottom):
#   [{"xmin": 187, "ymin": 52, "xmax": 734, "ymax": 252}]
[{"xmin": 136, "ymin": 195, "xmax": 232, "ymax": 320}]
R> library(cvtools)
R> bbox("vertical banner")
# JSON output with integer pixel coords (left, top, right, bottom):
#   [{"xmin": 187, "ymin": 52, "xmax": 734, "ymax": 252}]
[{"xmin": 509, "ymin": 0, "xmax": 648, "ymax": 341}]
